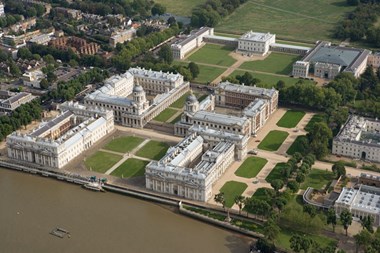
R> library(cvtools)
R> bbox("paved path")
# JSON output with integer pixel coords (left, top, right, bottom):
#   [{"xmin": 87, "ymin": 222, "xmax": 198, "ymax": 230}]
[{"xmin": 115, "ymin": 125, "xmax": 182, "ymax": 143}]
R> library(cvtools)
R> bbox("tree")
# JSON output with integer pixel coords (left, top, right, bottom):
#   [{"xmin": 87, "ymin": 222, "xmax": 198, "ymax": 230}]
[
  {"xmin": 307, "ymin": 122, "xmax": 332, "ymax": 159},
  {"xmin": 214, "ymin": 192, "xmax": 225, "ymax": 209},
  {"xmin": 296, "ymin": 173, "xmax": 306, "ymax": 184},
  {"xmin": 276, "ymin": 80, "xmax": 285, "ymax": 90},
  {"xmin": 290, "ymin": 235, "xmax": 303, "ymax": 253},
  {"xmin": 151, "ymin": 3, "xmax": 166, "ymax": 16},
  {"xmin": 234, "ymin": 195, "xmax": 245, "ymax": 215},
  {"xmin": 354, "ymin": 229, "xmax": 372, "ymax": 253},
  {"xmin": 158, "ymin": 44, "xmax": 173, "ymax": 64},
  {"xmin": 332, "ymin": 162, "xmax": 346, "ymax": 179},
  {"xmin": 271, "ymin": 179, "xmax": 284, "ymax": 193},
  {"xmin": 361, "ymin": 216, "xmax": 374, "ymax": 233},
  {"xmin": 303, "ymin": 205, "xmax": 317, "ymax": 218},
  {"xmin": 256, "ymin": 238, "xmax": 276, "ymax": 253},
  {"xmin": 39, "ymin": 79, "xmax": 49, "ymax": 89},
  {"xmin": 347, "ymin": 0, "xmax": 359, "ymax": 5},
  {"xmin": 340, "ymin": 209, "xmax": 353, "ymax": 236},
  {"xmin": 188, "ymin": 62, "xmax": 200, "ymax": 79},
  {"xmin": 263, "ymin": 219, "xmax": 280, "ymax": 241},
  {"xmin": 326, "ymin": 209, "xmax": 337, "ymax": 233},
  {"xmin": 287, "ymin": 180, "xmax": 299, "ymax": 193}
]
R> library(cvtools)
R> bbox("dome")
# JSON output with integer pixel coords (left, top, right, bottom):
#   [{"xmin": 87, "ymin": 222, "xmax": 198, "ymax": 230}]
[
  {"xmin": 133, "ymin": 85, "xmax": 144, "ymax": 93},
  {"xmin": 186, "ymin": 93, "xmax": 197, "ymax": 103}
]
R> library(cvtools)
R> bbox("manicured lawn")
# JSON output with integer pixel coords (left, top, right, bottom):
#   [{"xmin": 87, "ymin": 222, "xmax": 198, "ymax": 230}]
[
  {"xmin": 170, "ymin": 92, "xmax": 190, "ymax": 109},
  {"xmin": 188, "ymin": 44, "xmax": 236, "ymax": 67},
  {"xmin": 229, "ymin": 70, "xmax": 315, "ymax": 88},
  {"xmin": 85, "ymin": 151, "xmax": 122, "ymax": 173},
  {"xmin": 103, "ymin": 136, "xmax": 144, "ymax": 153},
  {"xmin": 257, "ymin": 130, "xmax": 289, "ymax": 151},
  {"xmin": 219, "ymin": 181, "xmax": 248, "ymax": 208},
  {"xmin": 276, "ymin": 110, "xmax": 305, "ymax": 128},
  {"xmin": 301, "ymin": 169, "xmax": 334, "ymax": 190},
  {"xmin": 265, "ymin": 163, "xmax": 287, "ymax": 184},
  {"xmin": 216, "ymin": 0, "xmax": 355, "ymax": 42},
  {"xmin": 194, "ymin": 64, "xmax": 226, "ymax": 84},
  {"xmin": 305, "ymin": 114, "xmax": 326, "ymax": 132},
  {"xmin": 169, "ymin": 113, "xmax": 182, "ymax": 124},
  {"xmin": 286, "ymin": 135, "xmax": 307, "ymax": 155},
  {"xmin": 110, "ymin": 158, "xmax": 149, "ymax": 178},
  {"xmin": 136, "ymin": 140, "xmax": 170, "ymax": 160},
  {"xmin": 235, "ymin": 157, "xmax": 268, "ymax": 178},
  {"xmin": 240, "ymin": 53, "xmax": 301, "ymax": 75},
  {"xmin": 154, "ymin": 108, "xmax": 179, "ymax": 122},
  {"xmin": 154, "ymin": 0, "xmax": 204, "ymax": 16}
]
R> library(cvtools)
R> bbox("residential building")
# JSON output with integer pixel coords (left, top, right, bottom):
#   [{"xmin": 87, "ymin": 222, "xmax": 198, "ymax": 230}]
[
  {"xmin": 22, "ymin": 69, "xmax": 45, "ymax": 88},
  {"xmin": 49, "ymin": 36, "xmax": 100, "ymax": 55},
  {"xmin": 0, "ymin": 91, "xmax": 35, "ymax": 112},
  {"xmin": 237, "ymin": 31, "xmax": 276, "ymax": 55},
  {"xmin": 368, "ymin": 52, "xmax": 380, "ymax": 69},
  {"xmin": 7, "ymin": 102, "xmax": 114, "ymax": 169},
  {"xmin": 109, "ymin": 28, "xmax": 136, "ymax": 47}
]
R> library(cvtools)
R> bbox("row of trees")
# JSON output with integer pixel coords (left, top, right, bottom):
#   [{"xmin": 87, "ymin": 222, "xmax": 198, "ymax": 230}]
[
  {"xmin": 191, "ymin": 0, "xmax": 248, "ymax": 27},
  {"xmin": 4, "ymin": 0, "xmax": 46, "ymax": 18},
  {"xmin": 222, "ymin": 71, "xmax": 261, "ymax": 86},
  {"xmin": 0, "ymin": 14, "xmax": 22, "ymax": 28}
]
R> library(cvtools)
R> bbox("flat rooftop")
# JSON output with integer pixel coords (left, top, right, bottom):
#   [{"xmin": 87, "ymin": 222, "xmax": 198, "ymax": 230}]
[{"xmin": 239, "ymin": 31, "xmax": 275, "ymax": 42}]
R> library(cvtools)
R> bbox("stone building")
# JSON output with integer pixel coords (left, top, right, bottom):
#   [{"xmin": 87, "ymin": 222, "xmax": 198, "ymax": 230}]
[
  {"xmin": 237, "ymin": 31, "xmax": 276, "ymax": 55},
  {"xmin": 7, "ymin": 103, "xmax": 114, "ymax": 169},
  {"xmin": 368, "ymin": 52, "xmax": 380, "ymax": 69},
  {"xmin": 0, "ymin": 91, "xmax": 35, "ymax": 113},
  {"xmin": 109, "ymin": 28, "xmax": 136, "ymax": 47},
  {"xmin": 49, "ymin": 36, "xmax": 100, "ymax": 55}
]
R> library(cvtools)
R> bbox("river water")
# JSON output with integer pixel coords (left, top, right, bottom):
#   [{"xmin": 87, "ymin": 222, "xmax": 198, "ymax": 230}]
[{"xmin": 0, "ymin": 168, "xmax": 250, "ymax": 253}]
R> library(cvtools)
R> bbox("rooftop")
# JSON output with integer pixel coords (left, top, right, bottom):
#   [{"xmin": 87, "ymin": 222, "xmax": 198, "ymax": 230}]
[
  {"xmin": 239, "ymin": 31, "xmax": 275, "ymax": 42},
  {"xmin": 336, "ymin": 185, "xmax": 380, "ymax": 215},
  {"xmin": 218, "ymin": 81, "xmax": 277, "ymax": 98},
  {"xmin": 193, "ymin": 110, "xmax": 248, "ymax": 127}
]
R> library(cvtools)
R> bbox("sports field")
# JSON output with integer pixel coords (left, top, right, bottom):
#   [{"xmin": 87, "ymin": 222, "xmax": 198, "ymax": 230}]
[
  {"xmin": 219, "ymin": 181, "xmax": 248, "ymax": 208},
  {"xmin": 111, "ymin": 158, "xmax": 149, "ymax": 178},
  {"xmin": 257, "ymin": 130, "xmax": 289, "ymax": 151},
  {"xmin": 240, "ymin": 53, "xmax": 301, "ymax": 75},
  {"xmin": 154, "ymin": 0, "xmax": 204, "ymax": 16},
  {"xmin": 276, "ymin": 110, "xmax": 305, "ymax": 128},
  {"xmin": 216, "ymin": 0, "xmax": 355, "ymax": 42},
  {"xmin": 235, "ymin": 157, "xmax": 268, "ymax": 178},
  {"xmin": 188, "ymin": 44, "xmax": 236, "ymax": 67}
]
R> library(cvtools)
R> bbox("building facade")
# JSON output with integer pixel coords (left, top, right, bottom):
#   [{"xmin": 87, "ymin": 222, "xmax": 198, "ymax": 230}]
[
  {"xmin": 7, "ymin": 103, "xmax": 114, "ymax": 169},
  {"xmin": 237, "ymin": 31, "xmax": 275, "ymax": 55},
  {"xmin": 0, "ymin": 91, "xmax": 35, "ymax": 112},
  {"xmin": 292, "ymin": 61, "xmax": 310, "ymax": 78},
  {"xmin": 109, "ymin": 28, "xmax": 136, "ymax": 47},
  {"xmin": 49, "ymin": 36, "xmax": 100, "ymax": 55},
  {"xmin": 332, "ymin": 115, "xmax": 380, "ymax": 163}
]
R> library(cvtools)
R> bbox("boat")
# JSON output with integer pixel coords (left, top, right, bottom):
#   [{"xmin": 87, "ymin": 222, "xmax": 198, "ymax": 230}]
[{"xmin": 83, "ymin": 182, "xmax": 103, "ymax": 192}]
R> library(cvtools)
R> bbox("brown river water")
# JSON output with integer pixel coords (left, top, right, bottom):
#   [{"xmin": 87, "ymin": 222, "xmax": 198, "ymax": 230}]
[{"xmin": 0, "ymin": 168, "xmax": 250, "ymax": 253}]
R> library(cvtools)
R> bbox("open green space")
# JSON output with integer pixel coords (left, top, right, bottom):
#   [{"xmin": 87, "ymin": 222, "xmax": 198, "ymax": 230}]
[
  {"xmin": 85, "ymin": 151, "xmax": 122, "ymax": 173},
  {"xmin": 136, "ymin": 140, "xmax": 170, "ymax": 160},
  {"xmin": 154, "ymin": 0, "xmax": 204, "ymax": 16},
  {"xmin": 216, "ymin": 0, "xmax": 355, "ymax": 42},
  {"xmin": 235, "ymin": 157, "xmax": 268, "ymax": 178},
  {"xmin": 304, "ymin": 114, "xmax": 326, "ymax": 132},
  {"xmin": 240, "ymin": 53, "xmax": 301, "ymax": 75},
  {"xmin": 110, "ymin": 158, "xmax": 149, "ymax": 178},
  {"xmin": 188, "ymin": 44, "xmax": 236, "ymax": 67},
  {"xmin": 257, "ymin": 130, "xmax": 289, "ymax": 151},
  {"xmin": 154, "ymin": 108, "xmax": 178, "ymax": 122},
  {"xmin": 229, "ymin": 70, "xmax": 315, "ymax": 88},
  {"xmin": 170, "ymin": 92, "xmax": 190, "ymax": 109},
  {"xmin": 286, "ymin": 135, "xmax": 307, "ymax": 155},
  {"xmin": 169, "ymin": 113, "xmax": 182, "ymax": 124},
  {"xmin": 276, "ymin": 110, "xmax": 305, "ymax": 128},
  {"xmin": 265, "ymin": 163, "xmax": 286, "ymax": 184},
  {"xmin": 300, "ymin": 169, "xmax": 334, "ymax": 190},
  {"xmin": 103, "ymin": 136, "xmax": 144, "ymax": 153},
  {"xmin": 219, "ymin": 181, "xmax": 248, "ymax": 208},
  {"xmin": 194, "ymin": 64, "xmax": 226, "ymax": 84}
]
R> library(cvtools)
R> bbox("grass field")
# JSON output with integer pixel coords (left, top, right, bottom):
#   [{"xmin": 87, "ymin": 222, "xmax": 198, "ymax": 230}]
[
  {"xmin": 154, "ymin": 0, "xmax": 204, "ymax": 16},
  {"xmin": 257, "ymin": 130, "xmax": 289, "ymax": 151},
  {"xmin": 235, "ymin": 157, "xmax": 268, "ymax": 178},
  {"xmin": 154, "ymin": 108, "xmax": 178, "ymax": 122},
  {"xmin": 170, "ymin": 92, "xmax": 190, "ymax": 109},
  {"xmin": 216, "ymin": 0, "xmax": 356, "ymax": 42},
  {"xmin": 276, "ymin": 110, "xmax": 305, "ymax": 128},
  {"xmin": 110, "ymin": 158, "xmax": 149, "ymax": 178},
  {"xmin": 286, "ymin": 135, "xmax": 307, "ymax": 155},
  {"xmin": 85, "ymin": 151, "xmax": 122, "ymax": 173},
  {"xmin": 169, "ymin": 113, "xmax": 182, "ymax": 124},
  {"xmin": 194, "ymin": 64, "xmax": 226, "ymax": 84},
  {"xmin": 103, "ymin": 136, "xmax": 144, "ymax": 153},
  {"xmin": 219, "ymin": 181, "xmax": 248, "ymax": 208},
  {"xmin": 188, "ymin": 44, "xmax": 236, "ymax": 67},
  {"xmin": 228, "ymin": 70, "xmax": 315, "ymax": 88},
  {"xmin": 305, "ymin": 114, "xmax": 326, "ymax": 132},
  {"xmin": 136, "ymin": 140, "xmax": 170, "ymax": 160},
  {"xmin": 301, "ymin": 169, "xmax": 334, "ymax": 190},
  {"xmin": 265, "ymin": 163, "xmax": 286, "ymax": 184},
  {"xmin": 240, "ymin": 53, "xmax": 301, "ymax": 75}
]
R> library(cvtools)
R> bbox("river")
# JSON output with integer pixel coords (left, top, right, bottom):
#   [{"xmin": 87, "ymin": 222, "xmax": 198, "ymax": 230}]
[{"xmin": 0, "ymin": 168, "xmax": 250, "ymax": 253}]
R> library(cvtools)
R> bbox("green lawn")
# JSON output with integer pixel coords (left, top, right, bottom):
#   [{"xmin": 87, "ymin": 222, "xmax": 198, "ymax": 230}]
[
  {"xmin": 194, "ymin": 64, "xmax": 227, "ymax": 84},
  {"xmin": 216, "ymin": 0, "xmax": 355, "ymax": 42},
  {"xmin": 110, "ymin": 158, "xmax": 149, "ymax": 178},
  {"xmin": 286, "ymin": 135, "xmax": 307, "ymax": 155},
  {"xmin": 169, "ymin": 113, "xmax": 182, "ymax": 124},
  {"xmin": 85, "ymin": 151, "xmax": 122, "ymax": 173},
  {"xmin": 170, "ymin": 92, "xmax": 190, "ymax": 109},
  {"xmin": 219, "ymin": 181, "xmax": 248, "ymax": 208},
  {"xmin": 276, "ymin": 110, "xmax": 305, "ymax": 128},
  {"xmin": 154, "ymin": 0, "xmax": 204, "ymax": 16},
  {"xmin": 257, "ymin": 130, "xmax": 289, "ymax": 151},
  {"xmin": 136, "ymin": 140, "xmax": 170, "ymax": 160},
  {"xmin": 305, "ymin": 114, "xmax": 326, "ymax": 132},
  {"xmin": 188, "ymin": 44, "xmax": 236, "ymax": 67},
  {"xmin": 240, "ymin": 53, "xmax": 301, "ymax": 75},
  {"xmin": 301, "ymin": 169, "xmax": 334, "ymax": 190},
  {"xmin": 235, "ymin": 157, "xmax": 268, "ymax": 178},
  {"xmin": 154, "ymin": 108, "xmax": 179, "ymax": 122},
  {"xmin": 103, "ymin": 136, "xmax": 144, "ymax": 153},
  {"xmin": 265, "ymin": 163, "xmax": 287, "ymax": 184},
  {"xmin": 229, "ymin": 70, "xmax": 315, "ymax": 88}
]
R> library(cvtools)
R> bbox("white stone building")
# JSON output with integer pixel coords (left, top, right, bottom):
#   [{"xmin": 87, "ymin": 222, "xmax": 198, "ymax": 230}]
[
  {"xmin": 237, "ymin": 31, "xmax": 276, "ymax": 55},
  {"xmin": 332, "ymin": 115, "xmax": 380, "ymax": 163},
  {"xmin": 7, "ymin": 102, "xmax": 114, "ymax": 169},
  {"xmin": 0, "ymin": 91, "xmax": 35, "ymax": 113},
  {"xmin": 22, "ymin": 69, "xmax": 45, "ymax": 88},
  {"xmin": 368, "ymin": 52, "xmax": 380, "ymax": 69},
  {"xmin": 292, "ymin": 61, "xmax": 310, "ymax": 77},
  {"xmin": 145, "ymin": 132, "xmax": 235, "ymax": 202},
  {"xmin": 335, "ymin": 184, "xmax": 380, "ymax": 226},
  {"xmin": 171, "ymin": 27, "xmax": 214, "ymax": 59},
  {"xmin": 109, "ymin": 28, "xmax": 136, "ymax": 47}
]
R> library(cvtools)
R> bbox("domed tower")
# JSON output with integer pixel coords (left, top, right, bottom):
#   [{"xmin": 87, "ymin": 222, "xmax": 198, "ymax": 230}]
[
  {"xmin": 185, "ymin": 91, "xmax": 199, "ymax": 114},
  {"xmin": 133, "ymin": 82, "xmax": 149, "ymax": 115}
]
